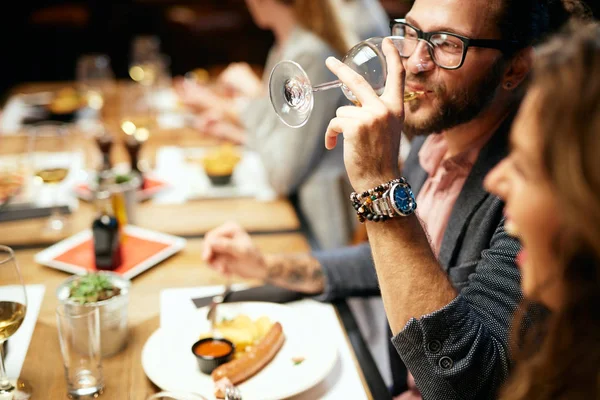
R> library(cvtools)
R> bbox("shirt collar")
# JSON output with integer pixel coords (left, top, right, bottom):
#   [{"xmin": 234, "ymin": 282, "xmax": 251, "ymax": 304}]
[{"xmin": 418, "ymin": 130, "xmax": 494, "ymax": 177}]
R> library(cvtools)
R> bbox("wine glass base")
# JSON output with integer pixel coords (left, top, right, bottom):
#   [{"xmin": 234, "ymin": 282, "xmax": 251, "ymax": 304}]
[
  {"xmin": 268, "ymin": 60, "xmax": 314, "ymax": 128},
  {"xmin": 0, "ymin": 378, "xmax": 32, "ymax": 400}
]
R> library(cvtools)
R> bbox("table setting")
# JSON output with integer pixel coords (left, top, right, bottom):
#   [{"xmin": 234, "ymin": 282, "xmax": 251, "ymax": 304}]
[{"xmin": 0, "ymin": 36, "xmax": 387, "ymax": 399}]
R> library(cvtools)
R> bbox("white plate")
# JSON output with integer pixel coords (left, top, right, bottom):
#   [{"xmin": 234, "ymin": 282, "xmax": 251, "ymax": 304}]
[{"xmin": 142, "ymin": 302, "xmax": 338, "ymax": 400}]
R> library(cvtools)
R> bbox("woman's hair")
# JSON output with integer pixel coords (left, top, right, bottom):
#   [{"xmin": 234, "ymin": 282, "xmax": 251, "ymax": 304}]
[
  {"xmin": 279, "ymin": 0, "xmax": 351, "ymax": 56},
  {"xmin": 493, "ymin": 0, "xmax": 592, "ymax": 54},
  {"xmin": 499, "ymin": 21, "xmax": 600, "ymax": 400}
]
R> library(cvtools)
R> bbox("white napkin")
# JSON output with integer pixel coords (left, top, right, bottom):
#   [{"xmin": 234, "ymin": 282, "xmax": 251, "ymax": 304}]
[
  {"xmin": 160, "ymin": 286, "xmax": 369, "ymax": 400},
  {"xmin": 4, "ymin": 285, "xmax": 46, "ymax": 378}
]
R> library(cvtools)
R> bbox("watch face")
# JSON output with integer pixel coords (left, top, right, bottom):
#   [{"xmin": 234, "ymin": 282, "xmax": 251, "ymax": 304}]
[{"xmin": 392, "ymin": 184, "xmax": 416, "ymax": 215}]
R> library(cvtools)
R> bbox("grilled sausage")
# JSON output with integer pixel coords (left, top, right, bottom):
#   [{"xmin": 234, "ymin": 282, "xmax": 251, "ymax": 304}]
[{"xmin": 212, "ymin": 322, "xmax": 285, "ymax": 386}]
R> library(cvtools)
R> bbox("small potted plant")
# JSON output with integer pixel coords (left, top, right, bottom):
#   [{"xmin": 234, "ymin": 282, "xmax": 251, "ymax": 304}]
[{"xmin": 56, "ymin": 271, "xmax": 131, "ymax": 357}]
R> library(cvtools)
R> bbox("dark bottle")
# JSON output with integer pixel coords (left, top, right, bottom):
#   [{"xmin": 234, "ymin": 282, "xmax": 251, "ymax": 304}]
[{"xmin": 92, "ymin": 191, "xmax": 122, "ymax": 271}]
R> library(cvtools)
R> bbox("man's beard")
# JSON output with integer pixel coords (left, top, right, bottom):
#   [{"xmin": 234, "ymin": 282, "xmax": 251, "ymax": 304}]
[{"xmin": 403, "ymin": 59, "xmax": 506, "ymax": 136}]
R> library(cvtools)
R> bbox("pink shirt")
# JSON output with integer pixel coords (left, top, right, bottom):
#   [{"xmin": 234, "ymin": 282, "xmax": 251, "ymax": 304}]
[{"xmin": 415, "ymin": 133, "xmax": 489, "ymax": 256}]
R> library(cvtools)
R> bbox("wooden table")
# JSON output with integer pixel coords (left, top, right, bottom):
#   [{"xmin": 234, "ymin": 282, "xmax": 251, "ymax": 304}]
[
  {"xmin": 17, "ymin": 234, "xmax": 316, "ymax": 399},
  {"xmin": 3, "ymin": 81, "xmax": 390, "ymax": 400},
  {"xmin": 1, "ymin": 81, "xmax": 300, "ymax": 247},
  {"xmin": 0, "ymin": 199, "xmax": 299, "ymax": 247}
]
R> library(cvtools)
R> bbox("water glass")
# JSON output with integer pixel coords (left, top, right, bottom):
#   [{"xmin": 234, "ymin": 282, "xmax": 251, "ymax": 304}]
[{"xmin": 56, "ymin": 305, "xmax": 104, "ymax": 398}]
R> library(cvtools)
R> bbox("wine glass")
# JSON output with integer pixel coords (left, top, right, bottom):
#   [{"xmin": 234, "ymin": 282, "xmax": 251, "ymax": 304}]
[
  {"xmin": 120, "ymin": 84, "xmax": 154, "ymax": 174},
  {"xmin": 27, "ymin": 122, "xmax": 76, "ymax": 235},
  {"xmin": 76, "ymin": 54, "xmax": 115, "ymax": 111},
  {"xmin": 269, "ymin": 36, "xmax": 424, "ymax": 128},
  {"xmin": 0, "ymin": 245, "xmax": 32, "ymax": 399}
]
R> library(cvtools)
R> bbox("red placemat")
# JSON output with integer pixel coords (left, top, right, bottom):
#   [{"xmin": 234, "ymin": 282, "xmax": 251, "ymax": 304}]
[
  {"xmin": 53, "ymin": 234, "xmax": 171, "ymax": 275},
  {"xmin": 142, "ymin": 178, "xmax": 165, "ymax": 191},
  {"xmin": 75, "ymin": 177, "xmax": 168, "ymax": 200}
]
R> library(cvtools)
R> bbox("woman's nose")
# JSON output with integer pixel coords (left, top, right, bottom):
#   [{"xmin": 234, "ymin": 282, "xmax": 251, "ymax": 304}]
[{"xmin": 484, "ymin": 159, "xmax": 510, "ymax": 199}]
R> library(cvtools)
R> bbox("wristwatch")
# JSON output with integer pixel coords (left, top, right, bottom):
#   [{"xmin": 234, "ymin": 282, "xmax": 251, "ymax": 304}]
[{"xmin": 372, "ymin": 182, "xmax": 417, "ymax": 218}]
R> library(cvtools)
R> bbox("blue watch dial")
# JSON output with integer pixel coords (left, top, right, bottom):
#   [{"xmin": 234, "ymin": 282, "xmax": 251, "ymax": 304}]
[{"xmin": 392, "ymin": 184, "xmax": 417, "ymax": 216}]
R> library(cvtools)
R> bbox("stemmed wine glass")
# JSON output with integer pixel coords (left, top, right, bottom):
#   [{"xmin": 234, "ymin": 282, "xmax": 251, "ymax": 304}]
[
  {"xmin": 0, "ymin": 245, "xmax": 32, "ymax": 399},
  {"xmin": 27, "ymin": 122, "xmax": 76, "ymax": 235},
  {"xmin": 269, "ymin": 36, "xmax": 424, "ymax": 128}
]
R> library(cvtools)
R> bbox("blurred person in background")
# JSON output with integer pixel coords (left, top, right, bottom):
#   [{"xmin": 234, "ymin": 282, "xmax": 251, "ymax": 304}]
[
  {"xmin": 333, "ymin": 0, "xmax": 390, "ymax": 41},
  {"xmin": 175, "ymin": 0, "xmax": 354, "ymax": 249},
  {"xmin": 486, "ymin": 21, "xmax": 600, "ymax": 400}
]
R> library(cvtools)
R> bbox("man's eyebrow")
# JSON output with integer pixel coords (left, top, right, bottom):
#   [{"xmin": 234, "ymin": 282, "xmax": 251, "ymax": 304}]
[{"xmin": 404, "ymin": 16, "xmax": 474, "ymax": 38}]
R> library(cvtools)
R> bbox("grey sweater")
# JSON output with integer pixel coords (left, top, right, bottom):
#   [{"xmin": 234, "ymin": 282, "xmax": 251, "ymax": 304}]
[
  {"xmin": 315, "ymin": 116, "xmax": 523, "ymax": 399},
  {"xmin": 240, "ymin": 26, "xmax": 349, "ymax": 249}
]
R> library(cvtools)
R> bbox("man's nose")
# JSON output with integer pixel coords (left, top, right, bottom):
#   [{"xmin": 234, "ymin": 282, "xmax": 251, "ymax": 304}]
[{"xmin": 405, "ymin": 41, "xmax": 435, "ymax": 74}]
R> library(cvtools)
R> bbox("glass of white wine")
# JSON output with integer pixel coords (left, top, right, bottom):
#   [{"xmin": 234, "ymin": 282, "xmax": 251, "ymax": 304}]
[
  {"xmin": 28, "ymin": 122, "xmax": 75, "ymax": 235},
  {"xmin": 0, "ymin": 245, "xmax": 31, "ymax": 399},
  {"xmin": 269, "ymin": 36, "xmax": 424, "ymax": 128}
]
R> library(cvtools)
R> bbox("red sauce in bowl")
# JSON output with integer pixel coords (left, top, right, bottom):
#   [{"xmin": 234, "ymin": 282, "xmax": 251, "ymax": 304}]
[{"xmin": 193, "ymin": 340, "xmax": 233, "ymax": 358}]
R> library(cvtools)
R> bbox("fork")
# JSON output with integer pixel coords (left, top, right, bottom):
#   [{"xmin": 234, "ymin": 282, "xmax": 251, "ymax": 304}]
[
  {"xmin": 206, "ymin": 280, "xmax": 232, "ymax": 333},
  {"xmin": 224, "ymin": 384, "xmax": 242, "ymax": 400}
]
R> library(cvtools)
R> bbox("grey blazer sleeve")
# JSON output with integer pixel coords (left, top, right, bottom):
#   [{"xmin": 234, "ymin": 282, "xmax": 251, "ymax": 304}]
[
  {"xmin": 313, "ymin": 242, "xmax": 381, "ymax": 301},
  {"xmin": 391, "ymin": 218, "xmax": 522, "ymax": 400}
]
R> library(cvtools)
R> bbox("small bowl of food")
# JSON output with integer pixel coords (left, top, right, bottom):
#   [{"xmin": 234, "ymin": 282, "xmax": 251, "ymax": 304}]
[
  {"xmin": 46, "ymin": 88, "xmax": 86, "ymax": 122},
  {"xmin": 191, "ymin": 337, "xmax": 235, "ymax": 374},
  {"xmin": 201, "ymin": 145, "xmax": 241, "ymax": 186}
]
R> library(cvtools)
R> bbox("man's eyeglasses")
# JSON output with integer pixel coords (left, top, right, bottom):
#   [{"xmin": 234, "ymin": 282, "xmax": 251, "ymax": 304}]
[{"xmin": 389, "ymin": 19, "xmax": 521, "ymax": 70}]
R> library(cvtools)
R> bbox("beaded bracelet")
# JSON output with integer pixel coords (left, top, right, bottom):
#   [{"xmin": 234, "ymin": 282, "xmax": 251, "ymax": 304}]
[{"xmin": 350, "ymin": 178, "xmax": 416, "ymax": 223}]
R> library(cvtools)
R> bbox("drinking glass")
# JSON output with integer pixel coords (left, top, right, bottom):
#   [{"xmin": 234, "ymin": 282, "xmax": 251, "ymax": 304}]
[
  {"xmin": 120, "ymin": 84, "xmax": 154, "ymax": 173},
  {"xmin": 0, "ymin": 245, "xmax": 32, "ymax": 399},
  {"xmin": 131, "ymin": 35, "xmax": 161, "ymax": 65},
  {"xmin": 27, "ymin": 122, "xmax": 76, "ymax": 235},
  {"xmin": 56, "ymin": 305, "xmax": 104, "ymax": 399},
  {"xmin": 129, "ymin": 34, "xmax": 167, "ymax": 90},
  {"xmin": 76, "ymin": 54, "xmax": 115, "ymax": 111},
  {"xmin": 0, "ymin": 135, "xmax": 32, "ymax": 213},
  {"xmin": 269, "ymin": 36, "xmax": 424, "ymax": 128}
]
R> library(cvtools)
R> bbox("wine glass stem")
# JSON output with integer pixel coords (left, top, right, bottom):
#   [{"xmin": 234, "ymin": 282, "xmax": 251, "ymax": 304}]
[
  {"xmin": 0, "ymin": 340, "xmax": 13, "ymax": 391},
  {"xmin": 51, "ymin": 184, "xmax": 61, "ymax": 221},
  {"xmin": 312, "ymin": 80, "xmax": 343, "ymax": 93}
]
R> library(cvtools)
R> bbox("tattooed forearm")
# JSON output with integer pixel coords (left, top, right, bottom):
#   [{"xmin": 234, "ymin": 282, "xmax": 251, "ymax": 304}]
[{"xmin": 264, "ymin": 254, "xmax": 325, "ymax": 294}]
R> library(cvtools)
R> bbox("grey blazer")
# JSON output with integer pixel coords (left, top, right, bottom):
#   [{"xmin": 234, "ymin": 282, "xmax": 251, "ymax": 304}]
[{"xmin": 315, "ymin": 114, "xmax": 523, "ymax": 399}]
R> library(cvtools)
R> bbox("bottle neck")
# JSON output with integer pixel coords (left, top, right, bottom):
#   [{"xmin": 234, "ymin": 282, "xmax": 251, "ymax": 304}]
[{"xmin": 94, "ymin": 192, "xmax": 114, "ymax": 216}]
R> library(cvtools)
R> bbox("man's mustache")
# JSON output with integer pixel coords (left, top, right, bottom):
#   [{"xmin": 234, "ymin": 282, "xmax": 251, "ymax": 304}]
[{"xmin": 405, "ymin": 74, "xmax": 442, "ymax": 95}]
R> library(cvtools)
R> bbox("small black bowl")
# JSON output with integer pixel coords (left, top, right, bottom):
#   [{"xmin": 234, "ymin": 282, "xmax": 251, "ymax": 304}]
[
  {"xmin": 206, "ymin": 173, "xmax": 233, "ymax": 186},
  {"xmin": 191, "ymin": 338, "xmax": 235, "ymax": 374}
]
